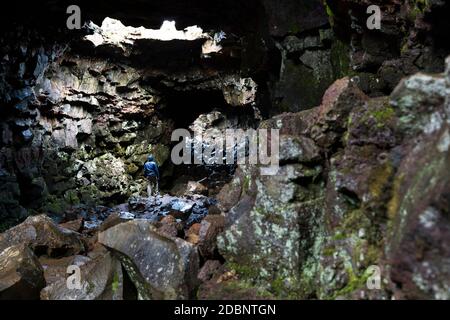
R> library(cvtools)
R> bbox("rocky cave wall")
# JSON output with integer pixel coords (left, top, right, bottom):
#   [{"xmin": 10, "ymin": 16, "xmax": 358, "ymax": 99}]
[{"xmin": 206, "ymin": 0, "xmax": 450, "ymax": 300}]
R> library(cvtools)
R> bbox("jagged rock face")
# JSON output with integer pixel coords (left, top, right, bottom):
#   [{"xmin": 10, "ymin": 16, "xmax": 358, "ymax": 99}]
[
  {"xmin": 327, "ymin": 0, "xmax": 450, "ymax": 88},
  {"xmin": 40, "ymin": 246, "xmax": 123, "ymax": 300},
  {"xmin": 0, "ymin": 244, "xmax": 46, "ymax": 300},
  {"xmin": 386, "ymin": 124, "xmax": 450, "ymax": 300},
  {"xmin": 98, "ymin": 220, "xmax": 199, "ymax": 300},
  {"xmin": 271, "ymin": 0, "xmax": 450, "ymax": 114},
  {"xmin": 385, "ymin": 65, "xmax": 450, "ymax": 300},
  {"xmin": 26, "ymin": 53, "xmax": 174, "ymax": 210}
]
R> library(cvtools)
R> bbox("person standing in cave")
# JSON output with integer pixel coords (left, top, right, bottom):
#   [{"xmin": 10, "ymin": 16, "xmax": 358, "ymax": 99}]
[{"xmin": 144, "ymin": 155, "xmax": 160, "ymax": 199}]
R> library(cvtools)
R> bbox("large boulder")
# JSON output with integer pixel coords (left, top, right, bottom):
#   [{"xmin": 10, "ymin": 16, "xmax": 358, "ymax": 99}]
[
  {"xmin": 217, "ymin": 161, "xmax": 324, "ymax": 298},
  {"xmin": 0, "ymin": 244, "xmax": 46, "ymax": 300},
  {"xmin": 197, "ymin": 215, "xmax": 226, "ymax": 259},
  {"xmin": 40, "ymin": 246, "xmax": 123, "ymax": 300},
  {"xmin": 98, "ymin": 220, "xmax": 199, "ymax": 300}
]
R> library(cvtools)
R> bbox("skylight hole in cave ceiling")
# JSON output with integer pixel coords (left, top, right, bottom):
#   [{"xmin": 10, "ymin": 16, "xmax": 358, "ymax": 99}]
[{"xmin": 85, "ymin": 17, "xmax": 226, "ymax": 56}]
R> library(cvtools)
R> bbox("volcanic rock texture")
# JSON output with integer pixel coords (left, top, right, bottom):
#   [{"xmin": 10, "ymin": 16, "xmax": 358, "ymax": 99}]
[{"xmin": 0, "ymin": 0, "xmax": 450, "ymax": 300}]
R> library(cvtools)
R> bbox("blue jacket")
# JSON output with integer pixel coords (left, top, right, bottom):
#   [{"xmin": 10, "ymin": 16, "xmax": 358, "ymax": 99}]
[{"xmin": 144, "ymin": 156, "xmax": 160, "ymax": 180}]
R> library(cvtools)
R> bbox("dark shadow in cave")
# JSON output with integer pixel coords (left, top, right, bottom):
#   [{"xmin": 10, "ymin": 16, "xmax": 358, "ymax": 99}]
[{"xmin": 157, "ymin": 88, "xmax": 258, "ymax": 195}]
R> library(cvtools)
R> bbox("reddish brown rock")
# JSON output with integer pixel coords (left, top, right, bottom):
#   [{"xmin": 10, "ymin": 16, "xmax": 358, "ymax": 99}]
[
  {"xmin": 198, "ymin": 215, "xmax": 226, "ymax": 259},
  {"xmin": 98, "ymin": 212, "xmax": 135, "ymax": 232},
  {"xmin": 186, "ymin": 223, "xmax": 201, "ymax": 245},
  {"xmin": 346, "ymin": 96, "xmax": 397, "ymax": 149},
  {"xmin": 216, "ymin": 167, "xmax": 249, "ymax": 212},
  {"xmin": 207, "ymin": 205, "xmax": 222, "ymax": 215}
]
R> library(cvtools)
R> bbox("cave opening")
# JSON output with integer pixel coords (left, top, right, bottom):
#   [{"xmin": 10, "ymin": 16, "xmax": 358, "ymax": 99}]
[{"xmin": 160, "ymin": 89, "xmax": 229, "ymax": 129}]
